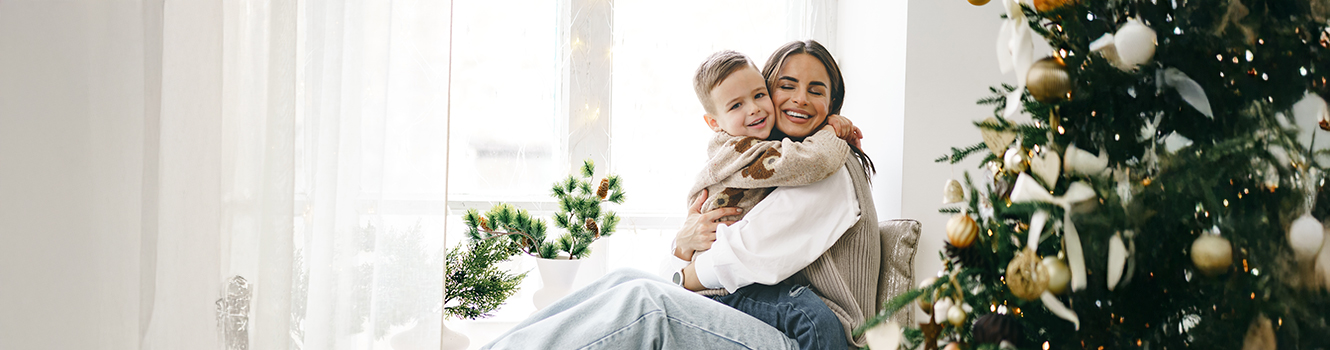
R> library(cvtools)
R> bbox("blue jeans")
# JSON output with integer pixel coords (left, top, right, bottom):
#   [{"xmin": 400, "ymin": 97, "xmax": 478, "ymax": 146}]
[
  {"xmin": 481, "ymin": 269, "xmax": 799, "ymax": 350},
  {"xmin": 711, "ymin": 282, "xmax": 848, "ymax": 350}
]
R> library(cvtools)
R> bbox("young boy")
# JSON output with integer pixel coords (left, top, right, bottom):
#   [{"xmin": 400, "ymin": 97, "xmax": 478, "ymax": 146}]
[{"xmin": 667, "ymin": 50, "xmax": 854, "ymax": 350}]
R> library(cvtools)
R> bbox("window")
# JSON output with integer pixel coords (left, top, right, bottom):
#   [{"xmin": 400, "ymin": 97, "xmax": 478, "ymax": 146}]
[{"xmin": 444, "ymin": 0, "xmax": 839, "ymax": 345}]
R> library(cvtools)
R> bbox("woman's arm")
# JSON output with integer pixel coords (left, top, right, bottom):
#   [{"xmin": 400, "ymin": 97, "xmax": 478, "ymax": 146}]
[{"xmin": 689, "ymin": 166, "xmax": 860, "ymax": 292}]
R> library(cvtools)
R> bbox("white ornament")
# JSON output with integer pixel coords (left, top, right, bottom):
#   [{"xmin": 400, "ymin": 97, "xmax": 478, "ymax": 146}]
[
  {"xmin": 1289, "ymin": 214, "xmax": 1325, "ymax": 263},
  {"xmin": 864, "ymin": 321, "xmax": 902, "ymax": 350},
  {"xmin": 1090, "ymin": 33, "xmax": 1122, "ymax": 68},
  {"xmin": 1113, "ymin": 18, "xmax": 1157, "ymax": 71},
  {"xmin": 1030, "ymin": 149, "xmax": 1061, "ymax": 186},
  {"xmin": 1107, "ymin": 233, "xmax": 1128, "ymax": 290},
  {"xmin": 1063, "ymin": 145, "xmax": 1110, "ymax": 177},
  {"xmin": 933, "ymin": 297, "xmax": 954, "ymax": 324},
  {"xmin": 1005, "ymin": 147, "xmax": 1029, "ymax": 173},
  {"xmin": 944, "ymin": 179, "xmax": 965, "ymax": 204}
]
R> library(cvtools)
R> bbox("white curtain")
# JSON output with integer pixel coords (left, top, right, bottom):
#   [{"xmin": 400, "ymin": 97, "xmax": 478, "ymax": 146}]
[{"xmin": 0, "ymin": 0, "xmax": 449, "ymax": 349}]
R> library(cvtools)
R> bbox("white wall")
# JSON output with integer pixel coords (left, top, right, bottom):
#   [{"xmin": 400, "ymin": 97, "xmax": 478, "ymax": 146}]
[
  {"xmin": 0, "ymin": 1, "xmax": 146, "ymax": 348},
  {"xmin": 837, "ymin": 0, "xmax": 908, "ymax": 221},
  {"xmin": 901, "ymin": 0, "xmax": 1010, "ymax": 310}
]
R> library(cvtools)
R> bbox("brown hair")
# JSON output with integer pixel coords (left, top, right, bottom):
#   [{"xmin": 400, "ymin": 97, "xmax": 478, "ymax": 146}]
[
  {"xmin": 693, "ymin": 50, "xmax": 758, "ymax": 115},
  {"xmin": 761, "ymin": 40, "xmax": 875, "ymax": 176}
]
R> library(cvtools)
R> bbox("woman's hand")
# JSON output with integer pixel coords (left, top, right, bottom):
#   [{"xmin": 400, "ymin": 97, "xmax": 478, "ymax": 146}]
[
  {"xmin": 674, "ymin": 190, "xmax": 741, "ymax": 261},
  {"xmin": 826, "ymin": 114, "xmax": 863, "ymax": 149}
]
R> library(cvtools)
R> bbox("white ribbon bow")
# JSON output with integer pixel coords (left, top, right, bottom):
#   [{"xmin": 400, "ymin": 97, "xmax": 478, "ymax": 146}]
[
  {"xmin": 996, "ymin": 0, "xmax": 1035, "ymax": 119},
  {"xmin": 1010, "ymin": 173, "xmax": 1096, "ymax": 292},
  {"xmin": 1157, "ymin": 67, "xmax": 1215, "ymax": 119}
]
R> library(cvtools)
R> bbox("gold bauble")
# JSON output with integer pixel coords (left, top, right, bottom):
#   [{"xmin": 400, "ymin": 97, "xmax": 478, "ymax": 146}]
[
  {"xmin": 1005, "ymin": 249, "xmax": 1048, "ymax": 301},
  {"xmin": 1042, "ymin": 257, "xmax": 1071, "ymax": 295},
  {"xmin": 946, "ymin": 214, "xmax": 980, "ymax": 249},
  {"xmin": 1033, "ymin": 0, "xmax": 1072, "ymax": 12},
  {"xmin": 1191, "ymin": 235, "xmax": 1233, "ymax": 277},
  {"xmin": 968, "ymin": 0, "xmax": 991, "ymax": 5},
  {"xmin": 1242, "ymin": 314, "xmax": 1277, "ymax": 350},
  {"xmin": 947, "ymin": 305, "xmax": 968, "ymax": 327},
  {"xmin": 1026, "ymin": 57, "xmax": 1072, "ymax": 103}
]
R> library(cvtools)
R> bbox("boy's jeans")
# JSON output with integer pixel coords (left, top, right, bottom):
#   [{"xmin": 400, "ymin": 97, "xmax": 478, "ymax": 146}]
[
  {"xmin": 481, "ymin": 269, "xmax": 799, "ymax": 350},
  {"xmin": 711, "ymin": 282, "xmax": 848, "ymax": 350}
]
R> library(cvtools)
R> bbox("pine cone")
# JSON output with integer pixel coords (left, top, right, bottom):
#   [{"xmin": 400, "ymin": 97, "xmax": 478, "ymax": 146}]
[
  {"xmin": 479, "ymin": 216, "xmax": 490, "ymax": 231},
  {"xmin": 597, "ymin": 178, "xmax": 610, "ymax": 199},
  {"xmin": 585, "ymin": 218, "xmax": 600, "ymax": 238}
]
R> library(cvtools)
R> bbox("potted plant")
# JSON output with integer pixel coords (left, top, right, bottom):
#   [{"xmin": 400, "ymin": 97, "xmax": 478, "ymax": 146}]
[
  {"xmin": 434, "ymin": 237, "xmax": 526, "ymax": 350},
  {"xmin": 463, "ymin": 159, "xmax": 625, "ymax": 309}
]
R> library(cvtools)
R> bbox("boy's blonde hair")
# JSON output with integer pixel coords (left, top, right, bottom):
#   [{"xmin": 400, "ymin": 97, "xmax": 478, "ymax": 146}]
[{"xmin": 693, "ymin": 50, "xmax": 757, "ymax": 115}]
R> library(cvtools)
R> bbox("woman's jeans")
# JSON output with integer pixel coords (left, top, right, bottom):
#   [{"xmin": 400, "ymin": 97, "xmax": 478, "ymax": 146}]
[{"xmin": 480, "ymin": 269, "xmax": 801, "ymax": 350}]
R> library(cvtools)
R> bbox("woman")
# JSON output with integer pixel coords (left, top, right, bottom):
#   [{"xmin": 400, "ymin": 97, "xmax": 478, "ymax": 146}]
[
  {"xmin": 673, "ymin": 39, "xmax": 881, "ymax": 348},
  {"xmin": 482, "ymin": 40, "xmax": 878, "ymax": 350}
]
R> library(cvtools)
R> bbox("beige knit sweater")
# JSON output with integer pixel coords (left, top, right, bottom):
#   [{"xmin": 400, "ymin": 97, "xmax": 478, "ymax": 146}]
[
  {"xmin": 797, "ymin": 157, "xmax": 880, "ymax": 348},
  {"xmin": 686, "ymin": 126, "xmax": 850, "ymax": 224}
]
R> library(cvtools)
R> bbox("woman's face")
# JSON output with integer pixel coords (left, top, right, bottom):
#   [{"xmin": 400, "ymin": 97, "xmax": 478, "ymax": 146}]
[{"xmin": 771, "ymin": 53, "xmax": 832, "ymax": 138}]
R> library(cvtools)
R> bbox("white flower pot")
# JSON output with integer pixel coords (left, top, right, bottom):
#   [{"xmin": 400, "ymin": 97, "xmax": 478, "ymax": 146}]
[
  {"xmin": 532, "ymin": 257, "xmax": 584, "ymax": 310},
  {"xmin": 439, "ymin": 319, "xmax": 468, "ymax": 350}
]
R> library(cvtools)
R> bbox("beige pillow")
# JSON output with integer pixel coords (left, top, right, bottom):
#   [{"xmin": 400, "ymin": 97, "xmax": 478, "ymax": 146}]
[{"xmin": 877, "ymin": 219, "xmax": 922, "ymax": 325}]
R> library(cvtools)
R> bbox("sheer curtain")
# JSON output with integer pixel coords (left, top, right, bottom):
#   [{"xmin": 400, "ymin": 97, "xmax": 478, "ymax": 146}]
[
  {"xmin": 150, "ymin": 1, "xmax": 451, "ymax": 349},
  {"xmin": 0, "ymin": 0, "xmax": 448, "ymax": 349}
]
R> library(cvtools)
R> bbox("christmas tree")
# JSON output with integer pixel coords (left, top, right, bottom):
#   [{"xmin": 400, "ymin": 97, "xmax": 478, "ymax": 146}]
[{"xmin": 862, "ymin": 0, "xmax": 1330, "ymax": 349}]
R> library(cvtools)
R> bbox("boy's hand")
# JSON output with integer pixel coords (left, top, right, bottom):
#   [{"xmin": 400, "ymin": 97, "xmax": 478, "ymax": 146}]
[
  {"xmin": 826, "ymin": 114, "xmax": 864, "ymax": 149},
  {"xmin": 674, "ymin": 190, "xmax": 739, "ymax": 261}
]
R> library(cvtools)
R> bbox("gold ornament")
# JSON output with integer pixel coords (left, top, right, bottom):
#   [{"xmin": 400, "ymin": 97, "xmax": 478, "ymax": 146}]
[
  {"xmin": 1033, "ymin": 0, "xmax": 1071, "ymax": 12},
  {"xmin": 944, "ymin": 179, "xmax": 965, "ymax": 204},
  {"xmin": 1004, "ymin": 147, "xmax": 1029, "ymax": 174},
  {"xmin": 1042, "ymin": 257, "xmax": 1071, "ymax": 295},
  {"xmin": 947, "ymin": 305, "xmax": 968, "ymax": 327},
  {"xmin": 1029, "ymin": 148, "xmax": 1061, "ymax": 186},
  {"xmin": 1191, "ymin": 234, "xmax": 1234, "ymax": 277},
  {"xmin": 981, "ymin": 121, "xmax": 1017, "ymax": 157},
  {"xmin": 1026, "ymin": 57, "xmax": 1072, "ymax": 103},
  {"xmin": 1006, "ymin": 249, "xmax": 1049, "ymax": 300},
  {"xmin": 947, "ymin": 214, "xmax": 980, "ymax": 249},
  {"xmin": 968, "ymin": 0, "xmax": 991, "ymax": 5},
  {"xmin": 1242, "ymin": 314, "xmax": 1277, "ymax": 350}
]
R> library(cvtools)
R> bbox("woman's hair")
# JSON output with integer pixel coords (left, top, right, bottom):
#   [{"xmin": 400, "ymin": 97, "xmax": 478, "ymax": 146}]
[{"xmin": 761, "ymin": 40, "xmax": 875, "ymax": 177}]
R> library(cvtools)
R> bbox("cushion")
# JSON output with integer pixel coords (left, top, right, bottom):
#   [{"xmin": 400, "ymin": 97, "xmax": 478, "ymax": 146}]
[{"xmin": 877, "ymin": 219, "xmax": 921, "ymax": 325}]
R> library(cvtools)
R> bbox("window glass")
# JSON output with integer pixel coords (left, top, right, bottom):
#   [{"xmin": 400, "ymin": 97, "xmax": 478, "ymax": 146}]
[
  {"xmin": 610, "ymin": 1, "xmax": 796, "ymax": 215},
  {"xmin": 447, "ymin": 0, "xmax": 563, "ymax": 201}
]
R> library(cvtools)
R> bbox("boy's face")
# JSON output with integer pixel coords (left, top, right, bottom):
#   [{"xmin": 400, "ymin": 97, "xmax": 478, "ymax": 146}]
[{"xmin": 703, "ymin": 66, "xmax": 774, "ymax": 139}]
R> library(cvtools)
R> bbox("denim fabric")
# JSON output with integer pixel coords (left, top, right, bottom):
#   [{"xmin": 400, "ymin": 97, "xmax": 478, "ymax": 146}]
[
  {"xmin": 482, "ymin": 269, "xmax": 799, "ymax": 350},
  {"xmin": 711, "ymin": 282, "xmax": 847, "ymax": 350}
]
